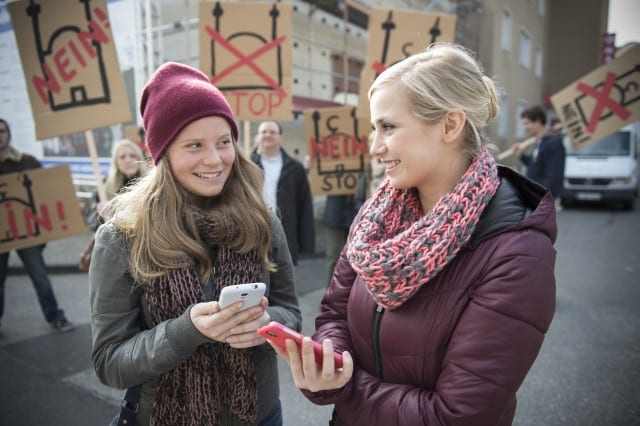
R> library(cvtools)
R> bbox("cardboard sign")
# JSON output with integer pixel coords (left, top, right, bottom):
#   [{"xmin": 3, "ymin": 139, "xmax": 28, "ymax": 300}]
[
  {"xmin": 357, "ymin": 8, "xmax": 456, "ymax": 118},
  {"xmin": 304, "ymin": 106, "xmax": 371, "ymax": 196},
  {"xmin": 199, "ymin": 1, "xmax": 293, "ymax": 120},
  {"xmin": 0, "ymin": 165, "xmax": 85, "ymax": 253},
  {"xmin": 7, "ymin": 0, "xmax": 131, "ymax": 140},
  {"xmin": 551, "ymin": 44, "xmax": 640, "ymax": 150}
]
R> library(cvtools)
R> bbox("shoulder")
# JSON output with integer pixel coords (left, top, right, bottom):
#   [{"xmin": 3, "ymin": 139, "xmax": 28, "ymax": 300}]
[
  {"xmin": 20, "ymin": 153, "xmax": 41, "ymax": 169},
  {"xmin": 543, "ymin": 132, "xmax": 564, "ymax": 147},
  {"xmin": 94, "ymin": 220, "xmax": 129, "ymax": 252},
  {"xmin": 470, "ymin": 166, "xmax": 556, "ymax": 246},
  {"xmin": 281, "ymin": 150, "xmax": 305, "ymax": 169}
]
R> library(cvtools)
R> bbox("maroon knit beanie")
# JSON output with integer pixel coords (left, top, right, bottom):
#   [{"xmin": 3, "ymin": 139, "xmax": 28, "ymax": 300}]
[{"xmin": 140, "ymin": 62, "xmax": 239, "ymax": 164}]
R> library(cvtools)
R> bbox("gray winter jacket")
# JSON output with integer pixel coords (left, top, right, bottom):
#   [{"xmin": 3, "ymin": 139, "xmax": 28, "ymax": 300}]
[{"xmin": 89, "ymin": 214, "xmax": 301, "ymax": 425}]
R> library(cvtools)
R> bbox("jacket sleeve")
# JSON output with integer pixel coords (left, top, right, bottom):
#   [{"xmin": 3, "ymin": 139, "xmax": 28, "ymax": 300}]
[
  {"xmin": 265, "ymin": 215, "xmax": 302, "ymax": 331},
  {"xmin": 89, "ymin": 222, "xmax": 209, "ymax": 389},
  {"xmin": 300, "ymin": 247, "xmax": 358, "ymax": 401},
  {"xmin": 305, "ymin": 229, "xmax": 556, "ymax": 425},
  {"xmin": 296, "ymin": 165, "xmax": 316, "ymax": 255},
  {"xmin": 540, "ymin": 138, "xmax": 565, "ymax": 197}
]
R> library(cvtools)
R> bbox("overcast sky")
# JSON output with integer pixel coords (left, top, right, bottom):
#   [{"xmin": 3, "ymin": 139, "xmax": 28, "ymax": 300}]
[{"xmin": 608, "ymin": 0, "xmax": 639, "ymax": 46}]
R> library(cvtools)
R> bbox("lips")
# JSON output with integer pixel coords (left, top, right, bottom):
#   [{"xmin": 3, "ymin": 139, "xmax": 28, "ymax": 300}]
[
  {"xmin": 194, "ymin": 171, "xmax": 223, "ymax": 179},
  {"xmin": 382, "ymin": 159, "xmax": 401, "ymax": 170}
]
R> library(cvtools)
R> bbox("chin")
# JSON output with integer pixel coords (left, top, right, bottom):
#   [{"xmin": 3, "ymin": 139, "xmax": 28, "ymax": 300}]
[{"xmin": 388, "ymin": 177, "xmax": 410, "ymax": 190}]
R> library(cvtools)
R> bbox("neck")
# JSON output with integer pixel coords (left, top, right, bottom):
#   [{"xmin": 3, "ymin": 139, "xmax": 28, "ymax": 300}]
[
  {"xmin": 260, "ymin": 147, "xmax": 281, "ymax": 159},
  {"xmin": 534, "ymin": 126, "xmax": 546, "ymax": 139},
  {"xmin": 418, "ymin": 154, "xmax": 471, "ymax": 214},
  {"xmin": 0, "ymin": 145, "xmax": 13, "ymax": 161}
]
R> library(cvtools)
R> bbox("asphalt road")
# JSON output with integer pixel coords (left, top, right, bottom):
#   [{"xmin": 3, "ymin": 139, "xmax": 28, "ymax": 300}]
[{"xmin": 1, "ymin": 202, "xmax": 639, "ymax": 425}]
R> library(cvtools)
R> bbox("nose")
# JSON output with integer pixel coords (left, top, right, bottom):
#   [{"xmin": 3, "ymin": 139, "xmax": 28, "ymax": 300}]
[
  {"xmin": 203, "ymin": 146, "xmax": 222, "ymax": 165},
  {"xmin": 369, "ymin": 132, "xmax": 385, "ymax": 157}
]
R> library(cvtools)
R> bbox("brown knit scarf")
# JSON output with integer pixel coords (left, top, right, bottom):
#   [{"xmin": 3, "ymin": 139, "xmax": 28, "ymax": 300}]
[
  {"xmin": 347, "ymin": 149, "xmax": 500, "ymax": 310},
  {"xmin": 144, "ymin": 208, "xmax": 262, "ymax": 425}
]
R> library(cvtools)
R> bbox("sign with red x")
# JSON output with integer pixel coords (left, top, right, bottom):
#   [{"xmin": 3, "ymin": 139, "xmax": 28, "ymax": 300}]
[
  {"xmin": 551, "ymin": 45, "xmax": 640, "ymax": 151},
  {"xmin": 356, "ymin": 8, "xmax": 456, "ymax": 118},
  {"xmin": 199, "ymin": 2, "xmax": 292, "ymax": 121}
]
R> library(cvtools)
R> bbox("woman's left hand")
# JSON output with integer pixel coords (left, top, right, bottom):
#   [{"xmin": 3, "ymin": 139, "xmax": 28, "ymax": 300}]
[
  {"xmin": 269, "ymin": 336, "xmax": 354, "ymax": 392},
  {"xmin": 226, "ymin": 297, "xmax": 271, "ymax": 348}
]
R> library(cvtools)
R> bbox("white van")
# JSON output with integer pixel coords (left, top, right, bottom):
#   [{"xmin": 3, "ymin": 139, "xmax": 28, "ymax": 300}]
[{"xmin": 561, "ymin": 123, "xmax": 639, "ymax": 210}]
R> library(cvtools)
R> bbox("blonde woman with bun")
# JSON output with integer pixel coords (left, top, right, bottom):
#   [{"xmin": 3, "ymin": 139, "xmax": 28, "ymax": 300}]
[{"xmin": 271, "ymin": 43, "xmax": 557, "ymax": 425}]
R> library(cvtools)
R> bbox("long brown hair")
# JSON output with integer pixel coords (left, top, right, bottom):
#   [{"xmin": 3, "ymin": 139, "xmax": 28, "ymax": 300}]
[{"xmin": 109, "ymin": 139, "xmax": 274, "ymax": 284}]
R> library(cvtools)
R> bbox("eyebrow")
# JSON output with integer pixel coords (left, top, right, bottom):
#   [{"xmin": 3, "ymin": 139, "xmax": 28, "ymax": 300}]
[{"xmin": 371, "ymin": 118, "xmax": 388, "ymax": 126}]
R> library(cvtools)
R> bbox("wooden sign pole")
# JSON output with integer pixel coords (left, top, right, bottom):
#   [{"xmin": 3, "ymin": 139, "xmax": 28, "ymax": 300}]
[
  {"xmin": 85, "ymin": 130, "xmax": 107, "ymax": 203},
  {"xmin": 243, "ymin": 120, "xmax": 251, "ymax": 155},
  {"xmin": 496, "ymin": 136, "xmax": 536, "ymax": 161}
]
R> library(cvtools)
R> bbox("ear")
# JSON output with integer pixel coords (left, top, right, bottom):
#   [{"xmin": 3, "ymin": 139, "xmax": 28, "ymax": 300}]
[{"xmin": 442, "ymin": 110, "xmax": 466, "ymax": 144}]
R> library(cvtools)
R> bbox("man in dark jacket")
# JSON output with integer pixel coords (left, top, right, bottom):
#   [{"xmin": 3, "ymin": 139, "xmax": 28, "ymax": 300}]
[
  {"xmin": 251, "ymin": 121, "xmax": 315, "ymax": 265},
  {"xmin": 0, "ymin": 118, "xmax": 74, "ymax": 332},
  {"xmin": 513, "ymin": 105, "xmax": 566, "ymax": 200}
]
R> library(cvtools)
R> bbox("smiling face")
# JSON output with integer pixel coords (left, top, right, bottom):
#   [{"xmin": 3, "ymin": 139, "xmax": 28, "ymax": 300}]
[
  {"xmin": 369, "ymin": 84, "xmax": 449, "ymax": 189},
  {"xmin": 255, "ymin": 121, "xmax": 282, "ymax": 158},
  {"xmin": 369, "ymin": 84, "xmax": 470, "ymax": 212},
  {"xmin": 166, "ymin": 116, "xmax": 236, "ymax": 198},
  {"xmin": 114, "ymin": 144, "xmax": 141, "ymax": 178},
  {"xmin": 522, "ymin": 117, "xmax": 545, "ymax": 138}
]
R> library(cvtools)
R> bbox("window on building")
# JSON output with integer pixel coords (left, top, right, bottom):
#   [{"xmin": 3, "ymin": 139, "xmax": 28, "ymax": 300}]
[
  {"xmin": 535, "ymin": 48, "xmax": 543, "ymax": 78},
  {"xmin": 516, "ymin": 100, "xmax": 529, "ymax": 140},
  {"xmin": 498, "ymin": 95, "xmax": 509, "ymax": 139},
  {"xmin": 501, "ymin": 9, "xmax": 512, "ymax": 52},
  {"xmin": 519, "ymin": 30, "xmax": 531, "ymax": 68},
  {"xmin": 538, "ymin": 0, "xmax": 546, "ymax": 16}
]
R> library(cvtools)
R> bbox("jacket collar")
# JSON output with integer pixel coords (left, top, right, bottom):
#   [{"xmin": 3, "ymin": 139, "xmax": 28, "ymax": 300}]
[
  {"xmin": 469, "ymin": 165, "xmax": 557, "ymax": 248},
  {"xmin": 0, "ymin": 146, "xmax": 22, "ymax": 162}
]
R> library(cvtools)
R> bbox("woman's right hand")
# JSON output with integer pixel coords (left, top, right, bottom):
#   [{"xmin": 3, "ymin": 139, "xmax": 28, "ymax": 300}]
[
  {"xmin": 269, "ymin": 336, "xmax": 354, "ymax": 393},
  {"xmin": 190, "ymin": 300, "xmax": 265, "ymax": 343}
]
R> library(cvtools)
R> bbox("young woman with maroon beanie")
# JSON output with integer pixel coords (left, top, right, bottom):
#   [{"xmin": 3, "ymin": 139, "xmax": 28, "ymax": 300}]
[{"xmin": 89, "ymin": 62, "xmax": 300, "ymax": 426}]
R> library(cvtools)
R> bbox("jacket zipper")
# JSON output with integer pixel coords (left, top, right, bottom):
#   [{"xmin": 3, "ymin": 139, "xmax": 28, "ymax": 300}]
[{"xmin": 373, "ymin": 305, "xmax": 385, "ymax": 378}]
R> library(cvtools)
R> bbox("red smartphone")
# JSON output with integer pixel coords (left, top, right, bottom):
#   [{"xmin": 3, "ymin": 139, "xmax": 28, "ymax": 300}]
[{"xmin": 258, "ymin": 321, "xmax": 344, "ymax": 369}]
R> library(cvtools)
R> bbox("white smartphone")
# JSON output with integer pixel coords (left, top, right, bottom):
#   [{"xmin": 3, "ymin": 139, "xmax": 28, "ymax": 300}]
[{"xmin": 218, "ymin": 282, "xmax": 266, "ymax": 311}]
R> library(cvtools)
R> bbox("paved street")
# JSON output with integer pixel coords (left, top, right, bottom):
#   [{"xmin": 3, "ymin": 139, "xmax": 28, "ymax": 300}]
[{"xmin": 1, "ymin": 203, "xmax": 639, "ymax": 425}]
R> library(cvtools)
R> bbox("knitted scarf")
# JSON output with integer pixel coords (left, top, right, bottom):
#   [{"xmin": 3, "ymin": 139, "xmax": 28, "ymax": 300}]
[
  {"xmin": 347, "ymin": 149, "xmax": 500, "ymax": 310},
  {"xmin": 145, "ymin": 208, "xmax": 262, "ymax": 426}
]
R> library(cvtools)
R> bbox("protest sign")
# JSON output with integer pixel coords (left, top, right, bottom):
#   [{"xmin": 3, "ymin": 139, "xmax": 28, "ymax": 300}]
[
  {"xmin": 304, "ymin": 106, "xmax": 371, "ymax": 196},
  {"xmin": 0, "ymin": 165, "xmax": 85, "ymax": 253},
  {"xmin": 7, "ymin": 0, "xmax": 131, "ymax": 140},
  {"xmin": 551, "ymin": 44, "xmax": 640, "ymax": 151},
  {"xmin": 199, "ymin": 1, "xmax": 293, "ymax": 120},
  {"xmin": 357, "ymin": 8, "xmax": 456, "ymax": 117}
]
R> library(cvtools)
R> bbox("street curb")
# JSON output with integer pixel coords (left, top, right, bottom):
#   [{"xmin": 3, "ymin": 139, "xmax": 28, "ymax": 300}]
[{"xmin": 8, "ymin": 265, "xmax": 85, "ymax": 276}]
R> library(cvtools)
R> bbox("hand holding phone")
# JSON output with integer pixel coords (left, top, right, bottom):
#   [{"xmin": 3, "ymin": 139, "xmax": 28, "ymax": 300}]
[
  {"xmin": 219, "ymin": 283, "xmax": 266, "ymax": 311},
  {"xmin": 258, "ymin": 321, "xmax": 344, "ymax": 369}
]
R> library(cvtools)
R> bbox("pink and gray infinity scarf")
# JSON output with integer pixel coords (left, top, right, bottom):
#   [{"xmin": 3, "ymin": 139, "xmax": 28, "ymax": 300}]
[{"xmin": 347, "ymin": 149, "xmax": 500, "ymax": 310}]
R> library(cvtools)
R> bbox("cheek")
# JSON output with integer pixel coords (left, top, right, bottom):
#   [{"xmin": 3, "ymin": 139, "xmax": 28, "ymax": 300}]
[{"xmin": 223, "ymin": 149, "xmax": 236, "ymax": 165}]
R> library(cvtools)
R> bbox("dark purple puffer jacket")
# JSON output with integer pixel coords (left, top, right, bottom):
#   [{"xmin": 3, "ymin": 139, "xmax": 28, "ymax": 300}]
[{"xmin": 304, "ymin": 166, "xmax": 557, "ymax": 426}]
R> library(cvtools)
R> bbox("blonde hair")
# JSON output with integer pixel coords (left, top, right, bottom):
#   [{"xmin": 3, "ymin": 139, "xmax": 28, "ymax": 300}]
[
  {"xmin": 368, "ymin": 42, "xmax": 500, "ymax": 157},
  {"xmin": 109, "ymin": 138, "xmax": 274, "ymax": 284},
  {"xmin": 104, "ymin": 139, "xmax": 149, "ymax": 200}
]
